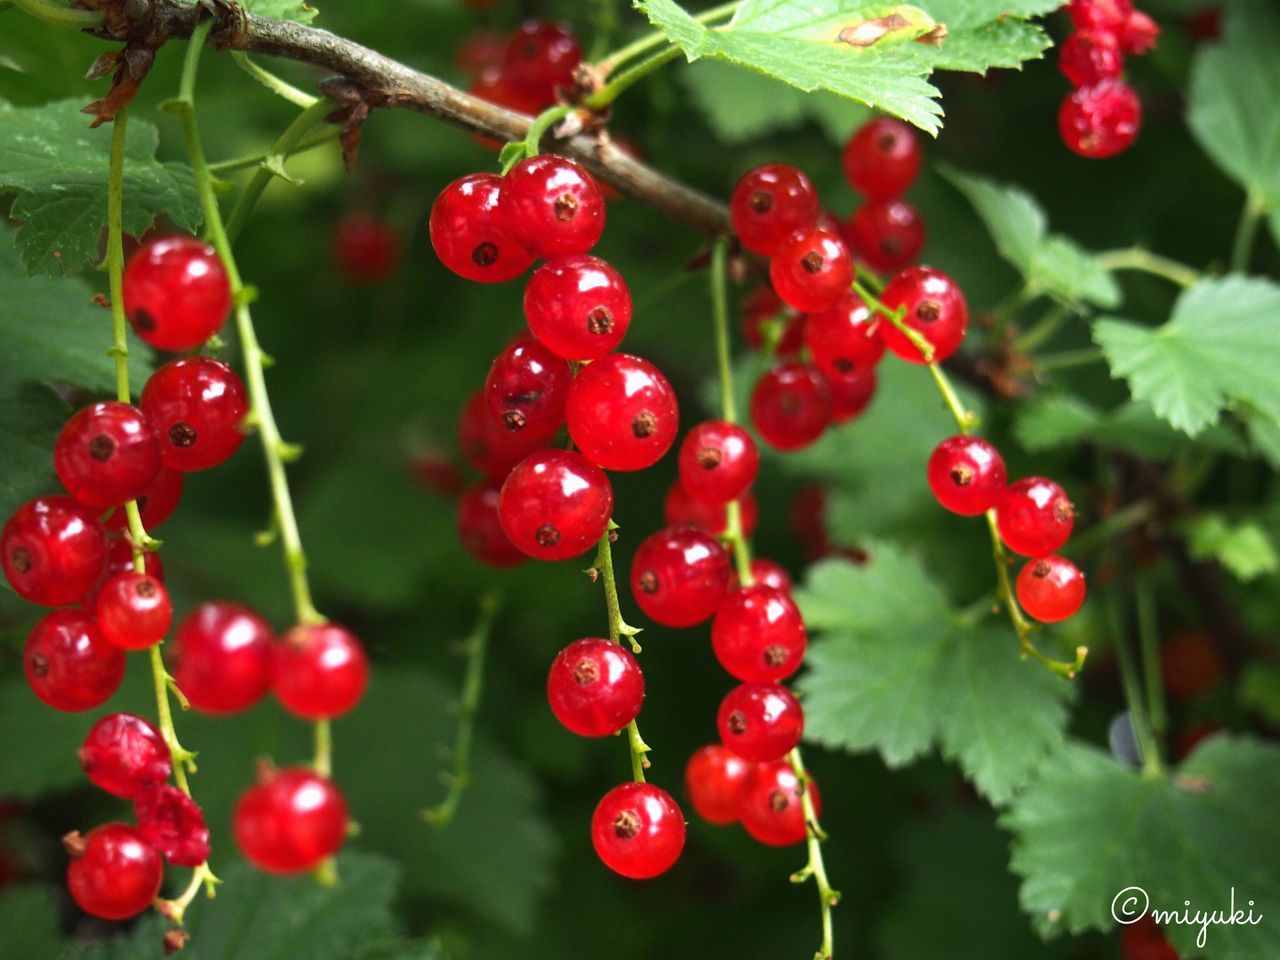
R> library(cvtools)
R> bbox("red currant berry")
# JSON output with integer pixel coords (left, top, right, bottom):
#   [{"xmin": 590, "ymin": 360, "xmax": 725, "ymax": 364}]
[
  {"xmin": 140, "ymin": 357, "xmax": 248, "ymax": 472},
  {"xmin": 2, "ymin": 496, "xmax": 108, "ymax": 606},
  {"xmin": 845, "ymin": 198, "xmax": 926, "ymax": 274},
  {"xmin": 54, "ymin": 402, "xmax": 161, "ymax": 510},
  {"xmin": 738, "ymin": 758, "xmax": 821, "ymax": 846},
  {"xmin": 630, "ymin": 526, "xmax": 731, "ymax": 628},
  {"xmin": 79, "ymin": 712, "xmax": 172, "ymax": 799},
  {"xmin": 996, "ymin": 477, "xmax": 1076, "ymax": 557},
  {"xmin": 1122, "ymin": 917, "xmax": 1179, "ymax": 960},
  {"xmin": 133, "ymin": 784, "xmax": 211, "ymax": 866},
  {"xmin": 769, "ymin": 227, "xmax": 853, "ymax": 314},
  {"xmin": 750, "ymin": 363, "xmax": 831, "ymax": 452},
  {"xmin": 1058, "ymin": 30, "xmax": 1124, "ymax": 87},
  {"xmin": 712, "ymin": 585, "xmax": 807, "ymax": 683},
  {"xmin": 502, "ymin": 19, "xmax": 582, "ymax": 104},
  {"xmin": 1066, "ymin": 0, "xmax": 1133, "ymax": 34},
  {"xmin": 828, "ymin": 366, "xmax": 878, "ymax": 424},
  {"xmin": 272, "ymin": 623, "xmax": 370, "ymax": 720},
  {"xmin": 123, "ymin": 236, "xmax": 231, "ymax": 351},
  {"xmin": 879, "ymin": 265, "xmax": 969, "ymax": 364},
  {"xmin": 456, "ymin": 30, "xmax": 506, "ymax": 76},
  {"xmin": 841, "ymin": 117, "xmax": 922, "ymax": 200},
  {"xmin": 458, "ymin": 389, "xmax": 547, "ymax": 481},
  {"xmin": 502, "ymin": 156, "xmax": 606, "ymax": 259},
  {"xmin": 677, "ymin": 421, "xmax": 758, "ymax": 505},
  {"xmin": 926, "ymin": 435, "xmax": 1007, "ymax": 516},
  {"xmin": 25, "ymin": 610, "xmax": 125, "ymax": 711},
  {"xmin": 566, "ymin": 354, "xmax": 679, "ymax": 472},
  {"xmin": 547, "ymin": 638, "xmax": 644, "ymax": 737},
  {"xmin": 100, "ymin": 538, "xmax": 164, "ymax": 592},
  {"xmin": 663, "ymin": 481, "xmax": 758, "ymax": 538},
  {"xmin": 1059, "ymin": 80, "xmax": 1142, "ymax": 159},
  {"xmin": 485, "ymin": 337, "xmax": 572, "ymax": 441},
  {"xmin": 731, "ymin": 558, "xmax": 794, "ymax": 594},
  {"xmin": 95, "ymin": 572, "xmax": 172, "ymax": 650},
  {"xmin": 468, "ymin": 65, "xmax": 544, "ymax": 132},
  {"xmin": 105, "ymin": 467, "xmax": 183, "ymax": 533},
  {"xmin": 332, "ymin": 212, "xmax": 401, "ymax": 285},
  {"xmin": 803, "ymin": 292, "xmax": 885, "ymax": 380},
  {"xmin": 430, "ymin": 173, "xmax": 534, "ymax": 283},
  {"xmin": 730, "ymin": 164, "xmax": 820, "ymax": 257},
  {"xmin": 1120, "ymin": 10, "xmax": 1159, "ymax": 54},
  {"xmin": 717, "ymin": 682, "xmax": 804, "ymax": 763},
  {"xmin": 524, "ymin": 255, "xmax": 631, "ymax": 361},
  {"xmin": 65, "ymin": 824, "xmax": 163, "ymax": 920},
  {"xmin": 1016, "ymin": 556, "xmax": 1087, "ymax": 623},
  {"xmin": 457, "ymin": 482, "xmax": 526, "ymax": 567},
  {"xmin": 498, "ymin": 450, "xmax": 613, "ymax": 560},
  {"xmin": 233, "ymin": 766, "xmax": 348, "ymax": 875},
  {"xmin": 742, "ymin": 285, "xmax": 804, "ymax": 355},
  {"xmin": 172, "ymin": 601, "xmax": 274, "ymax": 714},
  {"xmin": 590, "ymin": 782, "xmax": 685, "ymax": 879},
  {"xmin": 684, "ymin": 744, "xmax": 752, "ymax": 825}
]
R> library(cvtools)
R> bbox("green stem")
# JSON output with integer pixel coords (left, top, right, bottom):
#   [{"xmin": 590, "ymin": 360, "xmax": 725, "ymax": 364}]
[
  {"xmin": 231, "ymin": 51, "xmax": 318, "ymax": 108},
  {"xmin": 788, "ymin": 749, "xmax": 840, "ymax": 960},
  {"xmin": 709, "ymin": 237, "xmax": 737, "ymax": 424},
  {"xmin": 1036, "ymin": 346, "xmax": 1106, "ymax": 371},
  {"xmin": 596, "ymin": 1, "xmax": 738, "ymax": 73},
  {"xmin": 515, "ymin": 104, "xmax": 576, "ymax": 163},
  {"xmin": 594, "ymin": 526, "xmax": 651, "ymax": 782},
  {"xmin": 11, "ymin": 0, "xmax": 102, "ymax": 27},
  {"xmin": 1094, "ymin": 248, "xmax": 1202, "ymax": 288},
  {"xmin": 209, "ymin": 127, "xmax": 342, "ymax": 175},
  {"xmin": 584, "ymin": 46, "xmax": 681, "ymax": 109},
  {"xmin": 313, "ymin": 719, "xmax": 332, "ymax": 778},
  {"xmin": 1109, "ymin": 593, "xmax": 1163, "ymax": 776},
  {"xmin": 1136, "ymin": 576, "xmax": 1166, "ymax": 754},
  {"xmin": 1013, "ymin": 304, "xmax": 1070, "ymax": 355},
  {"xmin": 1230, "ymin": 192, "xmax": 1264, "ymax": 274}
]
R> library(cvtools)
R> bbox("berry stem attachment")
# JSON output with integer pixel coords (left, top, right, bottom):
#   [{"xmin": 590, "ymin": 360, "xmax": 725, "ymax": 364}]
[
  {"xmin": 787, "ymin": 748, "xmax": 840, "ymax": 960},
  {"xmin": 11, "ymin": 0, "xmax": 103, "ymax": 27},
  {"xmin": 500, "ymin": 104, "xmax": 577, "ymax": 173},
  {"xmin": 1093, "ymin": 247, "xmax": 1202, "ymax": 289}
]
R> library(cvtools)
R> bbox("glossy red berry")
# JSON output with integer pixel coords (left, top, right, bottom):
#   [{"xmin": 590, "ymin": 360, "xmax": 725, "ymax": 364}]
[
  {"xmin": 272, "ymin": 623, "xmax": 370, "ymax": 720},
  {"xmin": 547, "ymin": 638, "xmax": 644, "ymax": 737},
  {"xmin": 996, "ymin": 477, "xmax": 1076, "ymax": 557},
  {"xmin": 65, "ymin": 824, "xmax": 163, "ymax": 920},
  {"xmin": 684, "ymin": 744, "xmax": 752, "ymax": 825},
  {"xmin": 100, "ymin": 538, "xmax": 163, "ymax": 592},
  {"xmin": 566, "ymin": 354, "xmax": 679, "ymax": 471},
  {"xmin": 591, "ymin": 782, "xmax": 685, "ymax": 879},
  {"xmin": 742, "ymin": 285, "xmax": 804, "ymax": 355},
  {"xmin": 25, "ymin": 610, "xmax": 125, "ymax": 711},
  {"xmin": 677, "ymin": 421, "xmax": 758, "ymax": 505},
  {"xmin": 1121, "ymin": 916, "xmax": 1179, "ymax": 960},
  {"xmin": 738, "ymin": 758, "xmax": 821, "ymax": 846},
  {"xmin": 1016, "ymin": 556, "xmax": 1087, "ymax": 623},
  {"xmin": 879, "ymin": 265, "xmax": 969, "ymax": 364},
  {"xmin": 769, "ymin": 227, "xmax": 853, "ymax": 314},
  {"xmin": 172, "ymin": 601, "xmax": 274, "ymax": 714},
  {"xmin": 95, "ymin": 572, "xmax": 172, "ymax": 650},
  {"xmin": 458, "ymin": 389, "xmax": 547, "ymax": 481},
  {"xmin": 54, "ymin": 402, "xmax": 161, "ymax": 510},
  {"xmin": 332, "ymin": 212, "xmax": 401, "ymax": 285},
  {"xmin": 750, "ymin": 363, "xmax": 831, "ymax": 452},
  {"xmin": 630, "ymin": 526, "xmax": 731, "ymax": 628},
  {"xmin": 1058, "ymin": 30, "xmax": 1124, "ymax": 87},
  {"xmin": 730, "ymin": 164, "xmax": 820, "ymax": 257},
  {"xmin": 1059, "ymin": 80, "xmax": 1142, "ymax": 159},
  {"xmin": 105, "ymin": 467, "xmax": 183, "ymax": 533},
  {"xmin": 456, "ymin": 30, "xmax": 506, "ymax": 76},
  {"xmin": 717, "ymin": 682, "xmax": 804, "ymax": 763},
  {"xmin": 731, "ymin": 558, "xmax": 794, "ymax": 594},
  {"xmin": 712, "ymin": 586, "xmax": 807, "ymax": 683},
  {"xmin": 502, "ymin": 156, "xmax": 606, "ymax": 259},
  {"xmin": 502, "ymin": 19, "xmax": 582, "ymax": 104},
  {"xmin": 140, "ymin": 357, "xmax": 248, "ymax": 472},
  {"xmin": 1120, "ymin": 10, "xmax": 1159, "ymax": 54},
  {"xmin": 2, "ymin": 496, "xmax": 108, "ymax": 606},
  {"xmin": 430, "ymin": 173, "xmax": 534, "ymax": 283},
  {"xmin": 803, "ymin": 292, "xmax": 885, "ymax": 380},
  {"xmin": 233, "ymin": 767, "xmax": 348, "ymax": 875},
  {"xmin": 457, "ymin": 482, "xmax": 526, "ymax": 567},
  {"xmin": 1066, "ymin": 0, "xmax": 1132, "ymax": 34},
  {"xmin": 828, "ymin": 367, "xmax": 877, "ymax": 424},
  {"xmin": 498, "ymin": 450, "xmax": 613, "ymax": 560},
  {"xmin": 133, "ymin": 784, "xmax": 211, "ymax": 866},
  {"xmin": 524, "ymin": 255, "xmax": 631, "ymax": 361},
  {"xmin": 485, "ymin": 337, "xmax": 572, "ymax": 442},
  {"xmin": 663, "ymin": 481, "xmax": 758, "ymax": 538},
  {"xmin": 926, "ymin": 435, "xmax": 1007, "ymax": 516},
  {"xmin": 845, "ymin": 199, "xmax": 925, "ymax": 274},
  {"xmin": 841, "ymin": 117, "xmax": 921, "ymax": 200},
  {"xmin": 79, "ymin": 712, "xmax": 172, "ymax": 799},
  {"xmin": 468, "ymin": 65, "xmax": 544, "ymax": 128},
  {"xmin": 123, "ymin": 236, "xmax": 231, "ymax": 351}
]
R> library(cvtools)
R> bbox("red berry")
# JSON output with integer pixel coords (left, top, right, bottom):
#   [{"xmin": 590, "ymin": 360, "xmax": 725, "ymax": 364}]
[
  {"xmin": 233, "ymin": 767, "xmax": 348, "ymax": 874},
  {"xmin": 712, "ymin": 585, "xmax": 807, "ymax": 682},
  {"xmin": 140, "ymin": 357, "xmax": 248, "ymax": 472},
  {"xmin": 926, "ymin": 435, "xmax": 1007, "ymax": 516},
  {"xmin": 730, "ymin": 164, "xmax": 820, "ymax": 257},
  {"xmin": 1066, "ymin": 0, "xmax": 1133, "ymax": 34},
  {"xmin": 100, "ymin": 538, "xmax": 164, "ymax": 593},
  {"xmin": 105, "ymin": 467, "xmax": 183, "ymax": 533},
  {"xmin": 498, "ymin": 450, "xmax": 613, "ymax": 560},
  {"xmin": 1016, "ymin": 556, "xmax": 1087, "ymax": 623},
  {"xmin": 2, "ymin": 496, "xmax": 108, "ymax": 606},
  {"xmin": 1161, "ymin": 631, "xmax": 1224, "ymax": 703},
  {"xmin": 1120, "ymin": 10, "xmax": 1159, "ymax": 54},
  {"xmin": 717, "ymin": 682, "xmax": 804, "ymax": 763},
  {"xmin": 456, "ymin": 30, "xmax": 507, "ymax": 76},
  {"xmin": 546, "ymin": 638, "xmax": 644, "ymax": 737},
  {"xmin": 502, "ymin": 156, "xmax": 606, "ymax": 259},
  {"xmin": 731, "ymin": 558, "xmax": 793, "ymax": 594},
  {"xmin": 457, "ymin": 482, "xmax": 526, "ymax": 567},
  {"xmin": 172, "ymin": 601, "xmax": 274, "ymax": 714},
  {"xmin": 430, "ymin": 173, "xmax": 534, "ymax": 283},
  {"xmin": 95, "ymin": 572, "xmax": 172, "ymax": 650},
  {"xmin": 738, "ymin": 758, "xmax": 821, "ymax": 846},
  {"xmin": 996, "ymin": 477, "xmax": 1076, "ymax": 557},
  {"xmin": 590, "ymin": 782, "xmax": 685, "ymax": 879},
  {"xmin": 803, "ymin": 292, "xmax": 885, "ymax": 380},
  {"xmin": 630, "ymin": 526, "xmax": 731, "ymax": 628},
  {"xmin": 566, "ymin": 354, "xmax": 678, "ymax": 472},
  {"xmin": 502, "ymin": 19, "xmax": 582, "ymax": 104},
  {"xmin": 828, "ymin": 367, "xmax": 878, "ymax": 424},
  {"xmin": 524, "ymin": 255, "xmax": 631, "ymax": 361},
  {"xmin": 677, "ymin": 421, "xmax": 759, "ymax": 505},
  {"xmin": 79, "ymin": 712, "xmax": 172, "ymax": 798},
  {"xmin": 750, "ymin": 363, "xmax": 831, "ymax": 451},
  {"xmin": 1058, "ymin": 30, "xmax": 1124, "ymax": 87},
  {"xmin": 841, "ymin": 117, "xmax": 921, "ymax": 200},
  {"xmin": 65, "ymin": 824, "xmax": 163, "ymax": 920},
  {"xmin": 458, "ymin": 389, "xmax": 547, "ymax": 481},
  {"xmin": 468, "ymin": 65, "xmax": 544, "ymax": 129},
  {"xmin": 133, "ymin": 784, "xmax": 211, "ymax": 866},
  {"xmin": 846, "ymin": 199, "xmax": 926, "ymax": 274},
  {"xmin": 684, "ymin": 745, "xmax": 752, "ymax": 825},
  {"xmin": 1059, "ymin": 80, "xmax": 1142, "ymax": 159},
  {"xmin": 25, "ymin": 610, "xmax": 125, "ymax": 711},
  {"xmin": 272, "ymin": 623, "xmax": 370, "ymax": 720},
  {"xmin": 123, "ymin": 236, "xmax": 232, "ymax": 351},
  {"xmin": 54, "ymin": 402, "xmax": 161, "ymax": 510},
  {"xmin": 742, "ymin": 285, "xmax": 804, "ymax": 355},
  {"xmin": 769, "ymin": 227, "xmax": 853, "ymax": 314},
  {"xmin": 879, "ymin": 265, "xmax": 969, "ymax": 364},
  {"xmin": 663, "ymin": 481, "xmax": 758, "ymax": 538},
  {"xmin": 332, "ymin": 212, "xmax": 401, "ymax": 285},
  {"xmin": 485, "ymin": 337, "xmax": 572, "ymax": 442},
  {"xmin": 1121, "ymin": 916, "xmax": 1179, "ymax": 960}
]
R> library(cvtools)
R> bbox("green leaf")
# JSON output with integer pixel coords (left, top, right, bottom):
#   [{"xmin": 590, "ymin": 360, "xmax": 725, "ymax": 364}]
[
  {"xmin": 60, "ymin": 916, "xmax": 169, "ymax": 960},
  {"xmin": 240, "ymin": 0, "xmax": 320, "ymax": 24},
  {"xmin": 941, "ymin": 166, "xmax": 1120, "ymax": 307},
  {"xmin": 796, "ymin": 548, "xmax": 1072, "ymax": 803},
  {"xmin": 1094, "ymin": 275, "xmax": 1280, "ymax": 435},
  {"xmin": 1183, "ymin": 513, "xmax": 1279, "ymax": 582},
  {"xmin": 0, "ymin": 886, "xmax": 62, "ymax": 960},
  {"xmin": 0, "ymin": 100, "xmax": 201, "ymax": 276},
  {"xmin": 1239, "ymin": 661, "xmax": 1280, "ymax": 727},
  {"xmin": 1002, "ymin": 736, "xmax": 1280, "ymax": 958}
]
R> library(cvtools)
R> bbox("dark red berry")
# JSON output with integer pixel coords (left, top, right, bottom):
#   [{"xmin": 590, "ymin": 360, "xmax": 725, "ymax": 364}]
[
  {"xmin": 233, "ymin": 767, "xmax": 348, "ymax": 875},
  {"xmin": 332, "ymin": 212, "xmax": 401, "ymax": 285},
  {"xmin": 1059, "ymin": 80, "xmax": 1142, "ymax": 159},
  {"xmin": 456, "ymin": 30, "xmax": 506, "ymax": 76},
  {"xmin": 79, "ymin": 712, "xmax": 171, "ymax": 799},
  {"xmin": 803, "ymin": 292, "xmax": 885, "ymax": 380},
  {"xmin": 769, "ymin": 227, "xmax": 853, "ymax": 314},
  {"xmin": 827, "ymin": 366, "xmax": 877, "ymax": 424},
  {"xmin": 845, "ymin": 198, "xmax": 925, "ymax": 274},
  {"xmin": 502, "ymin": 19, "xmax": 582, "ymax": 104},
  {"xmin": 485, "ymin": 337, "xmax": 572, "ymax": 442},
  {"xmin": 133, "ymin": 784, "xmax": 211, "ymax": 866},
  {"xmin": 591, "ymin": 782, "xmax": 685, "ymax": 879},
  {"xmin": 730, "ymin": 164, "xmax": 820, "ymax": 256},
  {"xmin": 1120, "ymin": 10, "xmax": 1159, "ymax": 54},
  {"xmin": 717, "ymin": 682, "xmax": 804, "ymax": 763},
  {"xmin": 738, "ymin": 758, "xmax": 821, "ymax": 847},
  {"xmin": 2, "ymin": 496, "xmax": 108, "ymax": 606},
  {"xmin": 712, "ymin": 585, "xmax": 807, "ymax": 683},
  {"xmin": 926, "ymin": 435, "xmax": 1007, "ymax": 516},
  {"xmin": 105, "ymin": 467, "xmax": 183, "ymax": 533},
  {"xmin": 502, "ymin": 155, "xmax": 606, "ymax": 259},
  {"xmin": 272, "ymin": 623, "xmax": 370, "ymax": 720},
  {"xmin": 629, "ymin": 526, "xmax": 731, "ymax": 628},
  {"xmin": 123, "ymin": 236, "xmax": 231, "ymax": 351},
  {"xmin": 840, "ymin": 117, "xmax": 921, "ymax": 200},
  {"xmin": 1066, "ymin": 0, "xmax": 1132, "ymax": 34},
  {"xmin": 566, "ymin": 354, "xmax": 679, "ymax": 472},
  {"xmin": 1016, "ymin": 556, "xmax": 1087, "ymax": 622},
  {"xmin": 95, "ymin": 572, "xmax": 172, "ymax": 650},
  {"xmin": 458, "ymin": 389, "xmax": 547, "ymax": 481},
  {"xmin": 54, "ymin": 402, "xmax": 161, "ymax": 510},
  {"xmin": 996, "ymin": 477, "xmax": 1076, "ymax": 557},
  {"xmin": 684, "ymin": 745, "xmax": 752, "ymax": 826},
  {"xmin": 547, "ymin": 638, "xmax": 644, "ymax": 737},
  {"xmin": 524, "ymin": 255, "xmax": 631, "ymax": 361},
  {"xmin": 25, "ymin": 610, "xmax": 125, "ymax": 711},
  {"xmin": 100, "ymin": 538, "xmax": 164, "ymax": 593},
  {"xmin": 498, "ymin": 450, "xmax": 613, "ymax": 560},
  {"xmin": 65, "ymin": 824, "xmax": 163, "ymax": 920},
  {"xmin": 468, "ymin": 65, "xmax": 544, "ymax": 130},
  {"xmin": 457, "ymin": 482, "xmax": 526, "ymax": 567},
  {"xmin": 172, "ymin": 601, "xmax": 274, "ymax": 714},
  {"xmin": 731, "ymin": 558, "xmax": 794, "ymax": 594},
  {"xmin": 140, "ymin": 357, "xmax": 247, "ymax": 472},
  {"xmin": 677, "ymin": 421, "xmax": 759, "ymax": 505},
  {"xmin": 742, "ymin": 285, "xmax": 804, "ymax": 355},
  {"xmin": 1058, "ymin": 30, "xmax": 1124, "ymax": 87},
  {"xmin": 750, "ymin": 363, "xmax": 831, "ymax": 452},
  {"xmin": 663, "ymin": 481, "xmax": 758, "ymax": 538},
  {"xmin": 879, "ymin": 265, "xmax": 969, "ymax": 364},
  {"xmin": 1122, "ymin": 917, "xmax": 1179, "ymax": 960},
  {"xmin": 430, "ymin": 173, "xmax": 534, "ymax": 283}
]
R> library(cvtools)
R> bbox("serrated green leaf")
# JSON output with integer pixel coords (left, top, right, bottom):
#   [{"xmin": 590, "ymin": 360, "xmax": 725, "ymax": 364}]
[
  {"xmin": 1244, "ymin": 409, "xmax": 1280, "ymax": 469},
  {"xmin": 1183, "ymin": 513, "xmax": 1278, "ymax": 581},
  {"xmin": 241, "ymin": 0, "xmax": 320, "ymax": 24},
  {"xmin": 0, "ymin": 885, "xmax": 62, "ymax": 960}
]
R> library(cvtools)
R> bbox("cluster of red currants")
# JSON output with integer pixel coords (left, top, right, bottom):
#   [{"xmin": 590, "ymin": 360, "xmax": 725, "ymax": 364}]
[
  {"xmin": 458, "ymin": 19, "xmax": 582, "ymax": 124},
  {"xmin": 1057, "ymin": 0, "xmax": 1159, "ymax": 159}
]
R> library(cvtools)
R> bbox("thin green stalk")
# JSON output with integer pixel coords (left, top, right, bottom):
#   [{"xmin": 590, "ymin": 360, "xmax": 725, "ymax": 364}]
[
  {"xmin": 231, "ymin": 51, "xmax": 318, "ymax": 108},
  {"xmin": 1013, "ymin": 303, "xmax": 1070, "ymax": 355},
  {"xmin": 584, "ymin": 46, "xmax": 681, "ymax": 109},
  {"xmin": 788, "ymin": 749, "xmax": 840, "ymax": 960},
  {"xmin": 1136, "ymin": 576, "xmax": 1166, "ymax": 753},
  {"xmin": 1036, "ymin": 346, "xmax": 1106, "ymax": 372},
  {"xmin": 209, "ymin": 126, "xmax": 342, "ymax": 175},
  {"xmin": 12, "ymin": 0, "xmax": 102, "ymax": 27},
  {"xmin": 1094, "ymin": 248, "xmax": 1202, "ymax": 288},
  {"xmin": 1108, "ymin": 594, "xmax": 1163, "ymax": 777},
  {"xmin": 594, "ymin": 527, "xmax": 651, "ymax": 782},
  {"xmin": 596, "ymin": 1, "xmax": 738, "ymax": 73},
  {"xmin": 504, "ymin": 103, "xmax": 576, "ymax": 169},
  {"xmin": 709, "ymin": 237, "xmax": 737, "ymax": 424},
  {"xmin": 1230, "ymin": 192, "xmax": 1264, "ymax": 274}
]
